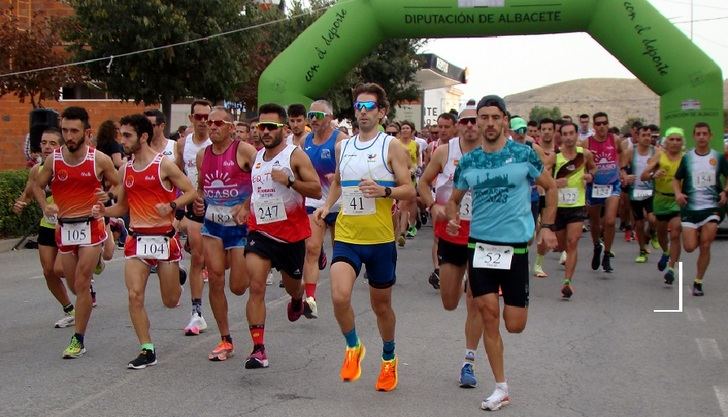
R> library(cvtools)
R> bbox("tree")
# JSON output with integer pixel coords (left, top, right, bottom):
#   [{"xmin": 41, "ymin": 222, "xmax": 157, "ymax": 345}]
[
  {"xmin": 63, "ymin": 0, "xmax": 259, "ymax": 132},
  {"xmin": 620, "ymin": 116, "xmax": 646, "ymax": 135},
  {"xmin": 238, "ymin": 0, "xmax": 422, "ymax": 120},
  {"xmin": 0, "ymin": 9, "xmax": 86, "ymax": 108},
  {"xmin": 528, "ymin": 106, "xmax": 561, "ymax": 123}
]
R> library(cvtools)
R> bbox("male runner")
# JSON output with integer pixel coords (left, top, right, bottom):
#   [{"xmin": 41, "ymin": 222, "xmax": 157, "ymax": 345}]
[
  {"xmin": 446, "ymin": 95, "xmax": 557, "ymax": 411},
  {"xmin": 532, "ymin": 118, "xmax": 557, "ymax": 277},
  {"xmin": 175, "ymin": 99, "xmax": 212, "ymax": 335},
  {"xmin": 243, "ymin": 103, "xmax": 321, "ymax": 369},
  {"xmin": 96, "ymin": 114, "xmax": 195, "ymax": 368},
  {"xmin": 194, "ymin": 107, "xmax": 257, "ymax": 361},
  {"xmin": 418, "ymin": 106, "xmax": 484, "ymax": 388},
  {"xmin": 32, "ymin": 106, "xmax": 118, "ymax": 358},
  {"xmin": 581, "ymin": 112, "xmax": 621, "ymax": 273},
  {"xmin": 621, "ymin": 126, "xmax": 656, "ymax": 263},
  {"xmin": 551, "ymin": 122, "xmax": 595, "ymax": 298},
  {"xmin": 287, "ymin": 103, "xmax": 308, "ymax": 147},
  {"xmin": 14, "ymin": 128, "xmax": 75, "ymax": 328},
  {"xmin": 301, "ymin": 100, "xmax": 347, "ymax": 318},
  {"xmin": 673, "ymin": 122, "xmax": 728, "ymax": 296},
  {"xmin": 641, "ymin": 127, "xmax": 685, "ymax": 285},
  {"xmin": 315, "ymin": 82, "xmax": 415, "ymax": 392}
]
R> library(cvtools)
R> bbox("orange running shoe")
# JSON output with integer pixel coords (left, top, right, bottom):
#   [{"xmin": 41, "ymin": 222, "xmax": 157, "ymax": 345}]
[
  {"xmin": 208, "ymin": 340, "xmax": 234, "ymax": 361},
  {"xmin": 375, "ymin": 357, "xmax": 398, "ymax": 392},
  {"xmin": 339, "ymin": 343, "xmax": 366, "ymax": 382}
]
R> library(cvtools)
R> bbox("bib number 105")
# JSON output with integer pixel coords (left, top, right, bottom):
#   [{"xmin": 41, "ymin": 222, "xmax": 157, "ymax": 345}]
[{"xmin": 60, "ymin": 222, "xmax": 91, "ymax": 246}]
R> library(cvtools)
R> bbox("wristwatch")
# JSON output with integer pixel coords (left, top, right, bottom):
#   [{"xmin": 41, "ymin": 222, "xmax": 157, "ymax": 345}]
[
  {"xmin": 169, "ymin": 201, "xmax": 177, "ymax": 210},
  {"xmin": 384, "ymin": 186, "xmax": 392, "ymax": 197},
  {"xmin": 287, "ymin": 174, "xmax": 295, "ymax": 188},
  {"xmin": 541, "ymin": 223, "xmax": 556, "ymax": 231}
]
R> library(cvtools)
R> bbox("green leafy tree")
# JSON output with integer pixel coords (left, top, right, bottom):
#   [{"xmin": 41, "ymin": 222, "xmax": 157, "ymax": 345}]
[
  {"xmin": 0, "ymin": 9, "xmax": 86, "ymax": 108},
  {"xmin": 63, "ymin": 0, "xmax": 258, "ymax": 131},
  {"xmin": 621, "ymin": 116, "xmax": 646, "ymax": 135},
  {"xmin": 529, "ymin": 106, "xmax": 561, "ymax": 123}
]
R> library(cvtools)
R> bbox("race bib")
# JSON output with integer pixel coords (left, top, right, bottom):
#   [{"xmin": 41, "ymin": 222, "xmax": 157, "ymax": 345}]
[
  {"xmin": 632, "ymin": 188, "xmax": 653, "ymax": 200},
  {"xmin": 135, "ymin": 236, "xmax": 170, "ymax": 260},
  {"xmin": 342, "ymin": 187, "xmax": 375, "ymax": 216},
  {"xmin": 459, "ymin": 192, "xmax": 473, "ymax": 220},
  {"xmin": 558, "ymin": 188, "xmax": 578, "ymax": 205},
  {"xmin": 693, "ymin": 171, "xmax": 716, "ymax": 188},
  {"xmin": 591, "ymin": 184, "xmax": 613, "ymax": 199},
  {"xmin": 60, "ymin": 221, "xmax": 91, "ymax": 246},
  {"xmin": 472, "ymin": 243, "xmax": 514, "ymax": 270},
  {"xmin": 205, "ymin": 204, "xmax": 236, "ymax": 226},
  {"xmin": 255, "ymin": 197, "xmax": 287, "ymax": 224}
]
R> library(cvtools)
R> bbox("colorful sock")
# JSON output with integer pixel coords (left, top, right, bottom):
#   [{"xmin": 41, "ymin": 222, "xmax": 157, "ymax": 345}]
[
  {"xmin": 343, "ymin": 328, "xmax": 359, "ymax": 348},
  {"xmin": 73, "ymin": 333, "xmax": 84, "ymax": 345},
  {"xmin": 382, "ymin": 340, "xmax": 395, "ymax": 361},
  {"xmin": 250, "ymin": 325, "xmax": 265, "ymax": 347},
  {"xmin": 141, "ymin": 342, "xmax": 154, "ymax": 352},
  {"xmin": 192, "ymin": 298, "xmax": 202, "ymax": 316},
  {"xmin": 305, "ymin": 283, "xmax": 317, "ymax": 299},
  {"xmin": 222, "ymin": 334, "xmax": 232, "ymax": 344},
  {"xmin": 562, "ymin": 278, "xmax": 571, "ymax": 285},
  {"xmin": 63, "ymin": 303, "xmax": 74, "ymax": 314},
  {"xmin": 464, "ymin": 349, "xmax": 476, "ymax": 363}
]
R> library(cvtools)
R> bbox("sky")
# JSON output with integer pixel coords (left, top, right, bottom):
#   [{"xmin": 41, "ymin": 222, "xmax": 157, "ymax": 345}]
[{"xmin": 419, "ymin": 0, "xmax": 728, "ymax": 98}]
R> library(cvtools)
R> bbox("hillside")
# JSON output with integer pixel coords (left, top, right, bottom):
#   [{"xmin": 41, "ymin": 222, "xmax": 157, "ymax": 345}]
[{"xmin": 504, "ymin": 78, "xmax": 728, "ymax": 127}]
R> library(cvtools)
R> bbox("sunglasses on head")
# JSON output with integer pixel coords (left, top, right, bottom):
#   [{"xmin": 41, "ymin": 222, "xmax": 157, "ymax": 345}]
[
  {"xmin": 257, "ymin": 122, "xmax": 286, "ymax": 132},
  {"xmin": 353, "ymin": 101, "xmax": 378, "ymax": 112},
  {"xmin": 458, "ymin": 117, "xmax": 477, "ymax": 126},
  {"xmin": 307, "ymin": 111, "xmax": 327, "ymax": 120},
  {"xmin": 206, "ymin": 119, "xmax": 231, "ymax": 127},
  {"xmin": 594, "ymin": 121, "xmax": 608, "ymax": 126}
]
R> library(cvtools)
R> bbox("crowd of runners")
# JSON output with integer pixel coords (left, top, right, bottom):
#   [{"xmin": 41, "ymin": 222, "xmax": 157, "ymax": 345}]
[{"xmin": 12, "ymin": 82, "xmax": 728, "ymax": 412}]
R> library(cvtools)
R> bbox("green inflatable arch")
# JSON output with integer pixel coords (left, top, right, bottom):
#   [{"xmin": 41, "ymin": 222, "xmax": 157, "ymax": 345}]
[{"xmin": 258, "ymin": 0, "xmax": 724, "ymax": 147}]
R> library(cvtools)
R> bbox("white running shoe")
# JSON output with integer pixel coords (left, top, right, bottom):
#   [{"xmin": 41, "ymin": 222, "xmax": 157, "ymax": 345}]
[
  {"xmin": 559, "ymin": 251, "xmax": 567, "ymax": 266},
  {"xmin": 54, "ymin": 312, "xmax": 75, "ymax": 328},
  {"xmin": 303, "ymin": 296, "xmax": 318, "ymax": 319},
  {"xmin": 266, "ymin": 271, "xmax": 273, "ymax": 286},
  {"xmin": 184, "ymin": 312, "xmax": 207, "ymax": 336},
  {"xmin": 481, "ymin": 387, "xmax": 510, "ymax": 411}
]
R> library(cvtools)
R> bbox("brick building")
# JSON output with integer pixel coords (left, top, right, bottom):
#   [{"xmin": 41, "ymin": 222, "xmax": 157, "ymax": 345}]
[{"xmin": 0, "ymin": 0, "xmax": 147, "ymax": 171}]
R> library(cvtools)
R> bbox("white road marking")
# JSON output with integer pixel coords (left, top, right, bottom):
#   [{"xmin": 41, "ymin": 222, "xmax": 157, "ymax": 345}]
[
  {"xmin": 686, "ymin": 308, "xmax": 705, "ymax": 322},
  {"xmin": 714, "ymin": 386, "xmax": 728, "ymax": 417},
  {"xmin": 696, "ymin": 338, "xmax": 723, "ymax": 360}
]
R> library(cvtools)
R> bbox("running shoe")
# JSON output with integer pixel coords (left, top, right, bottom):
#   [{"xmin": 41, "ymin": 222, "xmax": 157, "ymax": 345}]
[
  {"xmin": 420, "ymin": 212, "xmax": 428, "ymax": 226},
  {"xmin": 94, "ymin": 258, "xmax": 105, "ymax": 275},
  {"xmin": 481, "ymin": 387, "xmax": 510, "ymax": 411},
  {"xmin": 184, "ymin": 312, "xmax": 207, "ymax": 336},
  {"xmin": 406, "ymin": 226, "xmax": 417, "ymax": 239},
  {"xmin": 178, "ymin": 267, "xmax": 187, "ymax": 286},
  {"xmin": 375, "ymin": 357, "xmax": 398, "ymax": 392},
  {"xmin": 318, "ymin": 248, "xmax": 328, "ymax": 270},
  {"xmin": 287, "ymin": 298, "xmax": 305, "ymax": 322},
  {"xmin": 150, "ymin": 265, "xmax": 158, "ymax": 274},
  {"xmin": 459, "ymin": 363, "xmax": 477, "ymax": 388},
  {"xmin": 664, "ymin": 268, "xmax": 675, "ymax": 285},
  {"xmin": 128, "ymin": 348, "xmax": 157, "ymax": 369},
  {"xmin": 635, "ymin": 251, "xmax": 648, "ymax": 263},
  {"xmin": 54, "ymin": 312, "xmax": 75, "ymax": 328},
  {"xmin": 62, "ymin": 335, "xmax": 85, "ymax": 359},
  {"xmin": 90, "ymin": 279, "xmax": 97, "ymax": 308},
  {"xmin": 303, "ymin": 296, "xmax": 318, "ymax": 319},
  {"xmin": 591, "ymin": 243, "xmax": 603, "ymax": 270},
  {"xmin": 397, "ymin": 234, "xmax": 406, "ymax": 247},
  {"xmin": 428, "ymin": 270, "xmax": 440, "ymax": 289},
  {"xmin": 340, "ymin": 343, "xmax": 366, "ymax": 382},
  {"xmin": 608, "ymin": 250, "xmax": 615, "ymax": 258},
  {"xmin": 650, "ymin": 236, "xmax": 660, "ymax": 249},
  {"xmin": 533, "ymin": 264, "xmax": 548, "ymax": 278},
  {"xmin": 657, "ymin": 254, "xmax": 669, "ymax": 272},
  {"xmin": 624, "ymin": 230, "xmax": 632, "ymax": 242},
  {"xmin": 208, "ymin": 340, "xmax": 234, "ymax": 361},
  {"xmin": 692, "ymin": 282, "xmax": 704, "ymax": 296},
  {"xmin": 602, "ymin": 252, "xmax": 613, "ymax": 273},
  {"xmin": 559, "ymin": 251, "xmax": 567, "ymax": 266},
  {"xmin": 244, "ymin": 346, "xmax": 269, "ymax": 369},
  {"xmin": 266, "ymin": 271, "xmax": 273, "ymax": 286},
  {"xmin": 561, "ymin": 280, "xmax": 573, "ymax": 299},
  {"xmin": 278, "ymin": 279, "xmax": 284, "ymax": 288}
]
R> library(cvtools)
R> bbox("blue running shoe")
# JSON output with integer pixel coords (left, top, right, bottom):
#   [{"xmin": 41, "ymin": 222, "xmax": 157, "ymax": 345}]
[
  {"xmin": 664, "ymin": 268, "xmax": 675, "ymax": 285},
  {"xmin": 459, "ymin": 363, "xmax": 477, "ymax": 388},
  {"xmin": 657, "ymin": 254, "xmax": 669, "ymax": 272}
]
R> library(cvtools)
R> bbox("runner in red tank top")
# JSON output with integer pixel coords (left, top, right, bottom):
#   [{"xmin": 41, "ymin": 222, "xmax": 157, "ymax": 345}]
[
  {"xmin": 32, "ymin": 106, "xmax": 118, "ymax": 360},
  {"xmin": 95, "ymin": 114, "xmax": 196, "ymax": 369}
]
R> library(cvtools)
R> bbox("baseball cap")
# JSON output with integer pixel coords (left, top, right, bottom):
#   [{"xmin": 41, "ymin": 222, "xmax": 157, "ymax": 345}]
[
  {"xmin": 476, "ymin": 95, "xmax": 507, "ymax": 114},
  {"xmin": 510, "ymin": 117, "xmax": 527, "ymax": 131},
  {"xmin": 664, "ymin": 126, "xmax": 684, "ymax": 138}
]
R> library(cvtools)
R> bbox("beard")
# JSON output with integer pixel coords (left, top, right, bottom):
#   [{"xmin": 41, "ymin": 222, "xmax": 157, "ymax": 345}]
[
  {"xmin": 66, "ymin": 137, "xmax": 86, "ymax": 152},
  {"xmin": 262, "ymin": 131, "xmax": 283, "ymax": 149},
  {"xmin": 484, "ymin": 127, "xmax": 502, "ymax": 143}
]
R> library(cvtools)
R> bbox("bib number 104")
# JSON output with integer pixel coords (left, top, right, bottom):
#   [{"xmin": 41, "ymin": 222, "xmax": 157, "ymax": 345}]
[{"xmin": 136, "ymin": 236, "xmax": 170, "ymax": 260}]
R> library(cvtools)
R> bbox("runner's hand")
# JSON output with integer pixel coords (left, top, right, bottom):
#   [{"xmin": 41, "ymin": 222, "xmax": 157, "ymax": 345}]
[
  {"xmin": 91, "ymin": 203, "xmax": 105, "ymax": 218},
  {"xmin": 555, "ymin": 178, "xmax": 567, "ymax": 188},
  {"xmin": 446, "ymin": 217, "xmax": 461, "ymax": 236},
  {"xmin": 12, "ymin": 199, "xmax": 27, "ymax": 215},
  {"xmin": 313, "ymin": 206, "xmax": 329, "ymax": 226},
  {"xmin": 44, "ymin": 203, "xmax": 58, "ymax": 219},
  {"xmin": 430, "ymin": 204, "xmax": 446, "ymax": 221},
  {"xmin": 653, "ymin": 168, "xmax": 666, "ymax": 179},
  {"xmin": 95, "ymin": 188, "xmax": 110, "ymax": 203},
  {"xmin": 155, "ymin": 202, "xmax": 173, "ymax": 216},
  {"xmin": 359, "ymin": 179, "xmax": 383, "ymax": 198},
  {"xmin": 193, "ymin": 196, "xmax": 205, "ymax": 217},
  {"xmin": 676, "ymin": 192, "xmax": 688, "ymax": 207},
  {"xmin": 720, "ymin": 191, "xmax": 728, "ymax": 206},
  {"xmin": 538, "ymin": 228, "xmax": 558, "ymax": 250},
  {"xmin": 231, "ymin": 203, "xmax": 249, "ymax": 225}
]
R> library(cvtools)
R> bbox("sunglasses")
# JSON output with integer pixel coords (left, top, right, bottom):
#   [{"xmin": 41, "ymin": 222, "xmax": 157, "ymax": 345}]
[
  {"xmin": 353, "ymin": 101, "xmax": 378, "ymax": 112},
  {"xmin": 206, "ymin": 119, "xmax": 231, "ymax": 127},
  {"xmin": 307, "ymin": 111, "xmax": 327, "ymax": 120},
  {"xmin": 458, "ymin": 117, "xmax": 476, "ymax": 126},
  {"xmin": 385, "ymin": 130, "xmax": 399, "ymax": 135},
  {"xmin": 594, "ymin": 121, "xmax": 609, "ymax": 126},
  {"xmin": 192, "ymin": 113, "xmax": 208, "ymax": 121},
  {"xmin": 257, "ymin": 122, "xmax": 286, "ymax": 132}
]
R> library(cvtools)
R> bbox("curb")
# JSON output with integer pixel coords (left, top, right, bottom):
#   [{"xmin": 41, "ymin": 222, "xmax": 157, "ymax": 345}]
[{"xmin": 0, "ymin": 236, "xmax": 31, "ymax": 253}]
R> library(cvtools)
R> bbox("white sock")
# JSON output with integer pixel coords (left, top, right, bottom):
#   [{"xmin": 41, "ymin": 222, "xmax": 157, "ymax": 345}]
[
  {"xmin": 496, "ymin": 381, "xmax": 508, "ymax": 394},
  {"xmin": 464, "ymin": 349, "xmax": 476, "ymax": 362}
]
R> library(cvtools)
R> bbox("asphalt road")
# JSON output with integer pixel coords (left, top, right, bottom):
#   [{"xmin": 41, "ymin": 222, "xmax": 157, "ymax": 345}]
[{"xmin": 1, "ymin": 225, "xmax": 727, "ymax": 417}]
